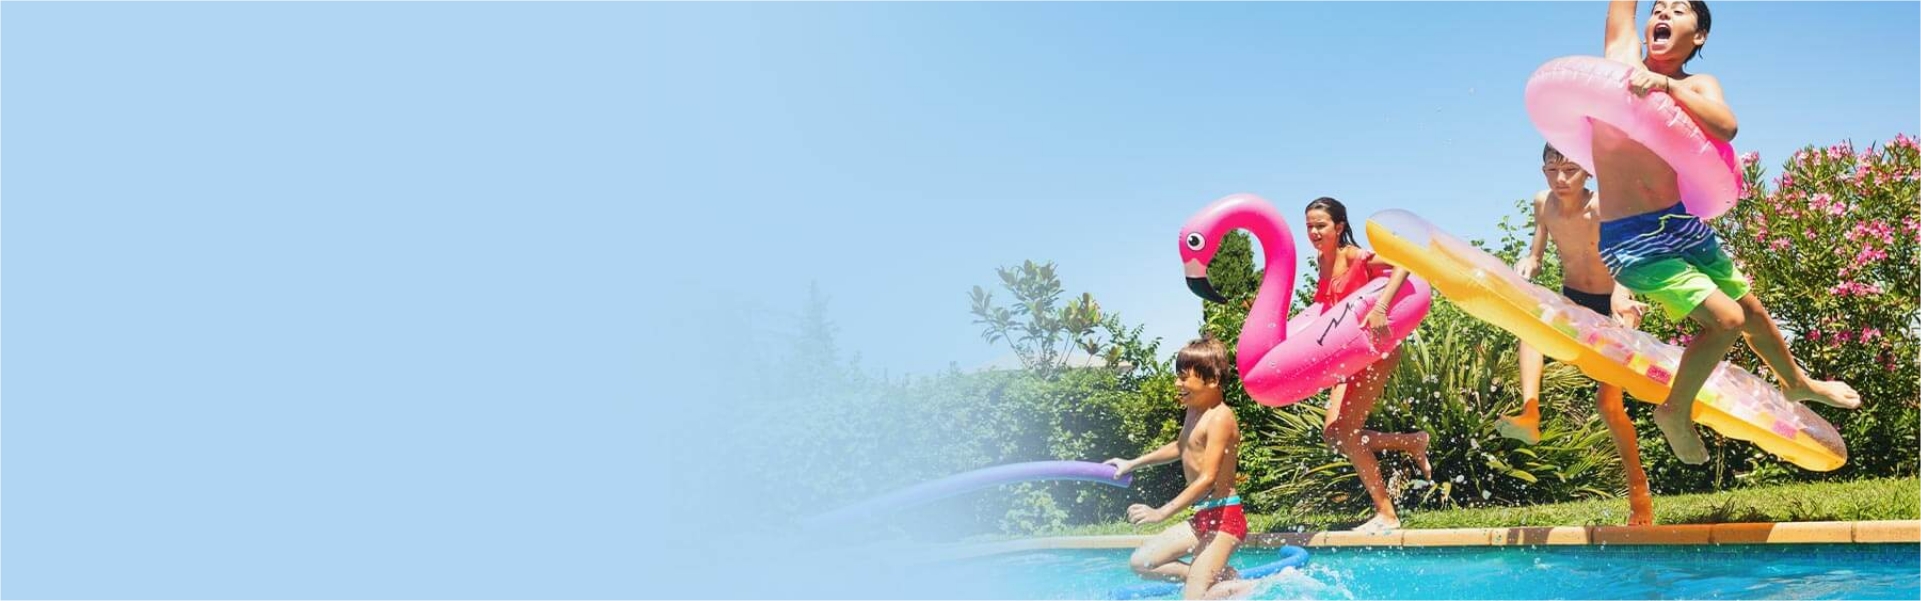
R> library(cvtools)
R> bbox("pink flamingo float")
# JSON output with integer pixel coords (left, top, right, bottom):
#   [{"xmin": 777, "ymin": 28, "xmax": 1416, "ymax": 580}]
[{"xmin": 1179, "ymin": 194, "xmax": 1434, "ymax": 406}]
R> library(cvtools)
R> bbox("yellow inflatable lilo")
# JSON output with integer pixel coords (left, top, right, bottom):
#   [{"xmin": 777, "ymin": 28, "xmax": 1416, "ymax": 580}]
[{"xmin": 1366, "ymin": 210, "xmax": 1846, "ymax": 471}]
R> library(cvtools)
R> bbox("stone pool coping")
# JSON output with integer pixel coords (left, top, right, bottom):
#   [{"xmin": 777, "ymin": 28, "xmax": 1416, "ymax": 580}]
[{"xmin": 931, "ymin": 520, "xmax": 1919, "ymax": 561}]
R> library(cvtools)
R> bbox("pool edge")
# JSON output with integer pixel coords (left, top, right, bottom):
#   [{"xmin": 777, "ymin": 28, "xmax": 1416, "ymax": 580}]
[{"xmin": 932, "ymin": 520, "xmax": 1920, "ymax": 559}]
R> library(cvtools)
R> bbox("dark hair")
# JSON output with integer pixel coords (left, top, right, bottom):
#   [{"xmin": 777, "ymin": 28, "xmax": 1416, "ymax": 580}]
[
  {"xmin": 1543, "ymin": 143, "xmax": 1566, "ymax": 164},
  {"xmin": 1684, "ymin": 1, "xmax": 1711, "ymax": 62},
  {"xmin": 1305, "ymin": 196, "xmax": 1358, "ymax": 248},
  {"xmin": 1175, "ymin": 336, "xmax": 1232, "ymax": 384}
]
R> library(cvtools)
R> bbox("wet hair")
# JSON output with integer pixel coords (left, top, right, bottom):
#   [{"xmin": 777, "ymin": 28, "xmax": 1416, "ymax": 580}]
[
  {"xmin": 1175, "ymin": 336, "xmax": 1231, "ymax": 384},
  {"xmin": 1543, "ymin": 143, "xmax": 1566, "ymax": 164},
  {"xmin": 1305, "ymin": 196, "xmax": 1359, "ymax": 248}
]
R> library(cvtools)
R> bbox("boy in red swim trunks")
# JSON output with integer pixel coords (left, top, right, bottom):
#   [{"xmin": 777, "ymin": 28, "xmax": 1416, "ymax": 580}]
[{"xmin": 1106, "ymin": 337, "xmax": 1247, "ymax": 600}]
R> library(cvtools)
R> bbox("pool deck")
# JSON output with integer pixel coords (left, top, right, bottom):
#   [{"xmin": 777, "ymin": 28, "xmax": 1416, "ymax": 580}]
[{"xmin": 933, "ymin": 519, "xmax": 1919, "ymax": 560}]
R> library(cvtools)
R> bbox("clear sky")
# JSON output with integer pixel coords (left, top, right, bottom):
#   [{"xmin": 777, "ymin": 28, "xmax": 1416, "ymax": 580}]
[
  {"xmin": 626, "ymin": 1, "xmax": 1921, "ymax": 377},
  {"xmin": 4, "ymin": 2, "xmax": 1917, "ymax": 598}
]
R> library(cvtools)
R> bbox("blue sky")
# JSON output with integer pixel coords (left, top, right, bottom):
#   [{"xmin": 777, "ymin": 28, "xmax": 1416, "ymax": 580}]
[
  {"xmin": 3, "ymin": 2, "xmax": 1916, "ymax": 598},
  {"xmin": 664, "ymin": 1, "xmax": 1921, "ymax": 377}
]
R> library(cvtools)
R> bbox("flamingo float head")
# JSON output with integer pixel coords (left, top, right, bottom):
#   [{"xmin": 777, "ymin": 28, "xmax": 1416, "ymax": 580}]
[{"xmin": 1178, "ymin": 193, "xmax": 1292, "ymax": 305}]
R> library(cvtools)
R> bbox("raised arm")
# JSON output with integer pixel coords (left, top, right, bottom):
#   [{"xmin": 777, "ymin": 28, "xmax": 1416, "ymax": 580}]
[{"xmin": 1605, "ymin": 1, "xmax": 1642, "ymax": 64}]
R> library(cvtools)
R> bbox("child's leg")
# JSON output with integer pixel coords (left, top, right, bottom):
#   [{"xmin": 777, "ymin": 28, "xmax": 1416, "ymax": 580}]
[
  {"xmin": 1324, "ymin": 353, "xmax": 1404, "ymax": 525},
  {"xmin": 1361, "ymin": 431, "xmax": 1432, "ymax": 480},
  {"xmin": 1597, "ymin": 382, "xmax": 1655, "ymax": 525},
  {"xmin": 1182, "ymin": 532, "xmax": 1242, "ymax": 600},
  {"xmin": 1129, "ymin": 522, "xmax": 1200, "ymax": 582},
  {"xmin": 1733, "ymin": 294, "xmax": 1861, "ymax": 409},
  {"xmin": 1498, "ymin": 342, "xmax": 1546, "ymax": 444},
  {"xmin": 1653, "ymin": 290, "xmax": 1746, "ymax": 465}
]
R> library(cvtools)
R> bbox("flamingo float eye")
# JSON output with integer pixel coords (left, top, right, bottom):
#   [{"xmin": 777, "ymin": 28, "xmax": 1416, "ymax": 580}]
[{"xmin": 1185, "ymin": 233, "xmax": 1205, "ymax": 251}]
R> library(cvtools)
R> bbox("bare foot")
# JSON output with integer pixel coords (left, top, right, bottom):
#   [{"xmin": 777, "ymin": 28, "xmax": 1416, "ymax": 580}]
[
  {"xmin": 1789, "ymin": 379, "xmax": 1862, "ymax": 410},
  {"xmin": 1626, "ymin": 493, "xmax": 1655, "ymax": 526},
  {"xmin": 1409, "ymin": 432, "xmax": 1434, "ymax": 480},
  {"xmin": 1495, "ymin": 411, "xmax": 1542, "ymax": 445},
  {"xmin": 1353, "ymin": 513, "xmax": 1401, "ymax": 534},
  {"xmin": 1652, "ymin": 402, "xmax": 1709, "ymax": 465}
]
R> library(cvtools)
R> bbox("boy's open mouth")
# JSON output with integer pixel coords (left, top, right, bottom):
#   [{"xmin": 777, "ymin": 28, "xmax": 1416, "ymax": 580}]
[{"xmin": 1652, "ymin": 23, "xmax": 1673, "ymax": 44}]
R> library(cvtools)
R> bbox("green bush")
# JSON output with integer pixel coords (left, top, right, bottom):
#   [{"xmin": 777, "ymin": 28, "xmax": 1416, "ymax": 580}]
[{"xmin": 770, "ymin": 134, "xmax": 1919, "ymax": 538}]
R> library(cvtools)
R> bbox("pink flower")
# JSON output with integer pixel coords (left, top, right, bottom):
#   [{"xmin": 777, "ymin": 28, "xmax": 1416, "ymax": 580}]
[
  {"xmin": 1856, "ymin": 247, "xmax": 1888, "ymax": 265},
  {"xmin": 1804, "ymin": 192, "xmax": 1853, "ymax": 217},
  {"xmin": 1740, "ymin": 151, "xmax": 1761, "ymax": 167},
  {"xmin": 1828, "ymin": 281, "xmax": 1885, "ymax": 297},
  {"xmin": 1894, "ymin": 132, "xmax": 1917, "ymax": 150},
  {"xmin": 1806, "ymin": 330, "xmax": 1822, "ymax": 341},
  {"xmin": 1770, "ymin": 238, "xmax": 1791, "ymax": 251},
  {"xmin": 1861, "ymin": 328, "xmax": 1883, "ymax": 342},
  {"xmin": 1852, "ymin": 221, "xmax": 1896, "ymax": 245}
]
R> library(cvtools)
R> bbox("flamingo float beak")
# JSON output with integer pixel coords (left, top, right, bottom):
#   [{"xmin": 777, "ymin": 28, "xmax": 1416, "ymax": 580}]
[
  {"xmin": 1187, "ymin": 277, "xmax": 1228, "ymax": 303},
  {"xmin": 1184, "ymin": 259, "xmax": 1229, "ymax": 303}
]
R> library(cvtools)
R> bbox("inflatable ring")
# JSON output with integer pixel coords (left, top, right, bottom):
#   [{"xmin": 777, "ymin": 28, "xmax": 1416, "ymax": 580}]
[
  {"xmin": 1525, "ymin": 55, "xmax": 1743, "ymax": 220},
  {"xmin": 1179, "ymin": 194, "xmax": 1433, "ymax": 407}
]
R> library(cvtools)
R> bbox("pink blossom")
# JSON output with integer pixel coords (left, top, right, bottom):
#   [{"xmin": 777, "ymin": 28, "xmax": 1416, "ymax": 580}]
[
  {"xmin": 1861, "ymin": 328, "xmax": 1883, "ymax": 342},
  {"xmin": 1740, "ymin": 151, "xmax": 1761, "ymax": 167},
  {"xmin": 1856, "ymin": 247, "xmax": 1888, "ymax": 265},
  {"xmin": 1851, "ymin": 221, "xmax": 1896, "ymax": 245},
  {"xmin": 1806, "ymin": 330, "xmax": 1822, "ymax": 342},
  {"xmin": 1770, "ymin": 238, "xmax": 1791, "ymax": 251},
  {"xmin": 1894, "ymin": 132, "xmax": 1917, "ymax": 150},
  {"xmin": 1828, "ymin": 281, "xmax": 1885, "ymax": 297}
]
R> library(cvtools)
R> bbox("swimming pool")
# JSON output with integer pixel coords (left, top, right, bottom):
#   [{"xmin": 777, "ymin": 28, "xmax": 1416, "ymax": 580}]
[{"xmin": 950, "ymin": 544, "xmax": 1920, "ymax": 599}]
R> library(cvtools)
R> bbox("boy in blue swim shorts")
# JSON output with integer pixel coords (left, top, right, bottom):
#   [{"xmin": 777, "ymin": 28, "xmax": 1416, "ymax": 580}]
[{"xmin": 1591, "ymin": 1, "xmax": 1860, "ymax": 465}]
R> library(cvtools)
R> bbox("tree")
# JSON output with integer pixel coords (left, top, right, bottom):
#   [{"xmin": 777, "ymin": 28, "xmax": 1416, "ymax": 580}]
[{"xmin": 970, "ymin": 261, "xmax": 1110, "ymax": 378}]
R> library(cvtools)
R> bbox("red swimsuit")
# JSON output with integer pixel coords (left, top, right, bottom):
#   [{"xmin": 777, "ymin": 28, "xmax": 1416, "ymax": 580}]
[{"xmin": 1313, "ymin": 248, "xmax": 1386, "ymax": 307}]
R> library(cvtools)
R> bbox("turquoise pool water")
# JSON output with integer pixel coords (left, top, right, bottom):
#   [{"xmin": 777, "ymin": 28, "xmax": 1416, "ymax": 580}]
[{"xmin": 951, "ymin": 544, "xmax": 1919, "ymax": 599}]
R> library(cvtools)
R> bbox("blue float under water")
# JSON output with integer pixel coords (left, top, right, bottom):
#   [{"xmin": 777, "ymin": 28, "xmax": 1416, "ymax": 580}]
[
  {"xmin": 941, "ymin": 543, "xmax": 1919, "ymax": 600},
  {"xmin": 1107, "ymin": 545, "xmax": 1309, "ymax": 599}
]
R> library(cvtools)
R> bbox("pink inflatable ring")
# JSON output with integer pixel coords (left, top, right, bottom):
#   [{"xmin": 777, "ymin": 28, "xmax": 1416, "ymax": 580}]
[{"xmin": 1524, "ymin": 55, "xmax": 1743, "ymax": 220}]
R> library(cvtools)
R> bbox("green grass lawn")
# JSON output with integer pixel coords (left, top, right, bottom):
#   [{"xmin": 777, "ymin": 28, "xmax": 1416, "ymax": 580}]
[{"xmin": 1040, "ymin": 476, "xmax": 1919, "ymax": 537}]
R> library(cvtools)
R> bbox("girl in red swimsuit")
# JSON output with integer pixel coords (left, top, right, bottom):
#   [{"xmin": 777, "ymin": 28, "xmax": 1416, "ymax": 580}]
[{"xmin": 1305, "ymin": 197, "xmax": 1435, "ymax": 534}]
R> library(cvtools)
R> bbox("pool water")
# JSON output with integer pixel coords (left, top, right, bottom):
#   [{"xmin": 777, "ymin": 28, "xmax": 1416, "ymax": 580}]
[{"xmin": 948, "ymin": 544, "xmax": 1919, "ymax": 599}]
